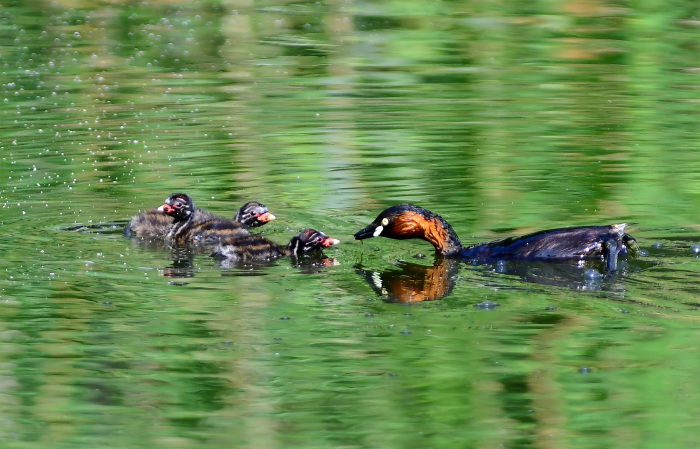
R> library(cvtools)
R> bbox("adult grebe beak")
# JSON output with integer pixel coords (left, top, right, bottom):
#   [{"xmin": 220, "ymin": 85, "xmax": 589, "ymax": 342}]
[{"xmin": 354, "ymin": 224, "xmax": 379, "ymax": 240}]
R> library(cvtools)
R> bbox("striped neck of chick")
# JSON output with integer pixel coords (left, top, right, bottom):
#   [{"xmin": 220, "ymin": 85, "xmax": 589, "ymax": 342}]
[
  {"xmin": 159, "ymin": 193, "xmax": 196, "ymax": 242},
  {"xmin": 212, "ymin": 229, "xmax": 340, "ymax": 263},
  {"xmin": 159, "ymin": 193, "xmax": 254, "ymax": 244}
]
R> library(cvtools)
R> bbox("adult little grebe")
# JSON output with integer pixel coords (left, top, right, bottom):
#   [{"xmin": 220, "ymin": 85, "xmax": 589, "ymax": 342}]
[
  {"xmin": 124, "ymin": 199, "xmax": 275, "ymax": 238},
  {"xmin": 354, "ymin": 204, "xmax": 639, "ymax": 271},
  {"xmin": 158, "ymin": 193, "xmax": 277, "ymax": 244},
  {"xmin": 212, "ymin": 228, "xmax": 340, "ymax": 262}
]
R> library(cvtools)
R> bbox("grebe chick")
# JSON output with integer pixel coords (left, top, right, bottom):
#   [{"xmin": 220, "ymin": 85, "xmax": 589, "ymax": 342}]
[
  {"xmin": 212, "ymin": 228, "xmax": 340, "ymax": 262},
  {"xmin": 158, "ymin": 193, "xmax": 274, "ymax": 244},
  {"xmin": 124, "ymin": 199, "xmax": 274, "ymax": 238}
]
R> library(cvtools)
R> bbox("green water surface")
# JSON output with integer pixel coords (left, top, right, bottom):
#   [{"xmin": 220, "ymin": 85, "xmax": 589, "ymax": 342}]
[{"xmin": 2, "ymin": 1, "xmax": 700, "ymax": 448}]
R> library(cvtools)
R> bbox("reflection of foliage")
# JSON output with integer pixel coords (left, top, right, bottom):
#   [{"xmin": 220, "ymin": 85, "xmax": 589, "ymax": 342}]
[
  {"xmin": 1, "ymin": 0, "xmax": 699, "ymax": 227},
  {"xmin": 114, "ymin": 4, "xmax": 226, "ymax": 67}
]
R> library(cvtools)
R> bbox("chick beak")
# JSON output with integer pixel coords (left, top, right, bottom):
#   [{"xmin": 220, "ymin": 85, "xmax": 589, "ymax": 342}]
[
  {"xmin": 158, "ymin": 204, "xmax": 175, "ymax": 214},
  {"xmin": 257, "ymin": 212, "xmax": 276, "ymax": 223},
  {"xmin": 322, "ymin": 237, "xmax": 340, "ymax": 247}
]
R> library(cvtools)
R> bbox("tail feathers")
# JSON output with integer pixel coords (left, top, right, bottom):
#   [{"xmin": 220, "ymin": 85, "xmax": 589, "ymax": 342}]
[{"xmin": 611, "ymin": 223, "xmax": 628, "ymax": 235}]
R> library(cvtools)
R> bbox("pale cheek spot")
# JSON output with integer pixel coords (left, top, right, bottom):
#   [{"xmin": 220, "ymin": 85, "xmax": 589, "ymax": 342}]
[
  {"xmin": 371, "ymin": 271, "xmax": 383, "ymax": 289},
  {"xmin": 373, "ymin": 225, "xmax": 383, "ymax": 237}
]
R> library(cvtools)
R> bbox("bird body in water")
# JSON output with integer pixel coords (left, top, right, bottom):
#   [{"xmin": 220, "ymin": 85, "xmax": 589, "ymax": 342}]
[
  {"xmin": 157, "ymin": 193, "xmax": 339, "ymax": 262},
  {"xmin": 354, "ymin": 204, "xmax": 639, "ymax": 271},
  {"xmin": 212, "ymin": 228, "xmax": 340, "ymax": 262},
  {"xmin": 157, "ymin": 193, "xmax": 275, "ymax": 244},
  {"xmin": 124, "ymin": 199, "xmax": 274, "ymax": 239}
]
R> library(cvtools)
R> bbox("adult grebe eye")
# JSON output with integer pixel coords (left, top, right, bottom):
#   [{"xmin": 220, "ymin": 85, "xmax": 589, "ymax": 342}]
[{"xmin": 381, "ymin": 218, "xmax": 389, "ymax": 226}]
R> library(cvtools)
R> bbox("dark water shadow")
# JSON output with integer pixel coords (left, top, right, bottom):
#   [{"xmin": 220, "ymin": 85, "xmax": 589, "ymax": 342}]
[
  {"xmin": 218, "ymin": 255, "xmax": 340, "ymax": 276},
  {"xmin": 123, "ymin": 238, "xmax": 340, "ymax": 280},
  {"xmin": 471, "ymin": 258, "xmax": 651, "ymax": 292},
  {"xmin": 161, "ymin": 246, "xmax": 197, "ymax": 279},
  {"xmin": 356, "ymin": 253, "xmax": 662, "ymax": 303}
]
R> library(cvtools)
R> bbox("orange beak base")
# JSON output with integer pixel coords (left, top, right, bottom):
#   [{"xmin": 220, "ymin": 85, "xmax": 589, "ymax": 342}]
[
  {"xmin": 258, "ymin": 212, "xmax": 276, "ymax": 223},
  {"xmin": 322, "ymin": 237, "xmax": 340, "ymax": 247}
]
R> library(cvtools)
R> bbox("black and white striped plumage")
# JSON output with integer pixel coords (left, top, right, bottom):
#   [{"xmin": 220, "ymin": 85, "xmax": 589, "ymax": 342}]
[
  {"xmin": 124, "ymin": 196, "xmax": 274, "ymax": 239},
  {"xmin": 158, "ymin": 193, "xmax": 253, "ymax": 244},
  {"xmin": 212, "ymin": 229, "xmax": 340, "ymax": 262}
]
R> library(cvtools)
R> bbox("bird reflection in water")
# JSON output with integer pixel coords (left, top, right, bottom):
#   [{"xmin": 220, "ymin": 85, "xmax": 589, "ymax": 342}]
[
  {"xmin": 356, "ymin": 257, "xmax": 646, "ymax": 303},
  {"xmin": 219, "ymin": 253, "xmax": 340, "ymax": 275},
  {"xmin": 158, "ymin": 246, "xmax": 340, "ymax": 279},
  {"xmin": 160, "ymin": 246, "xmax": 196, "ymax": 279},
  {"xmin": 475, "ymin": 258, "xmax": 640, "ymax": 291},
  {"xmin": 356, "ymin": 258, "xmax": 462, "ymax": 303}
]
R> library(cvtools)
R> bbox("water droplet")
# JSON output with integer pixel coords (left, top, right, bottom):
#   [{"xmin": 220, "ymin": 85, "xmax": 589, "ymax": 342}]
[
  {"xmin": 584, "ymin": 269, "xmax": 603, "ymax": 280},
  {"xmin": 475, "ymin": 301, "xmax": 499, "ymax": 310}
]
